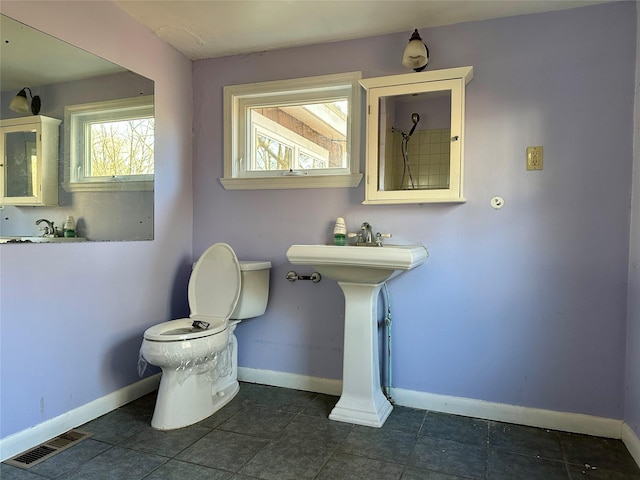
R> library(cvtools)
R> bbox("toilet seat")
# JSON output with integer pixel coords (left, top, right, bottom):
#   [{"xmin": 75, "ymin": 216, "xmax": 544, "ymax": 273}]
[
  {"xmin": 188, "ymin": 243, "xmax": 241, "ymax": 319},
  {"xmin": 144, "ymin": 317, "xmax": 227, "ymax": 342},
  {"xmin": 143, "ymin": 243, "xmax": 241, "ymax": 343}
]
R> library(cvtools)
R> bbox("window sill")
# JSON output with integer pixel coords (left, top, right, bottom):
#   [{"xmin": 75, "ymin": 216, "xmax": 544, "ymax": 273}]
[
  {"xmin": 219, "ymin": 174, "xmax": 362, "ymax": 190},
  {"xmin": 63, "ymin": 181, "xmax": 154, "ymax": 193}
]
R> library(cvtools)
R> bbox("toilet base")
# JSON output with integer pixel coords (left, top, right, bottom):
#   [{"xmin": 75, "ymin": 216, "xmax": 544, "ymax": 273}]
[
  {"xmin": 150, "ymin": 331, "xmax": 240, "ymax": 430},
  {"xmin": 151, "ymin": 378, "xmax": 239, "ymax": 430}
]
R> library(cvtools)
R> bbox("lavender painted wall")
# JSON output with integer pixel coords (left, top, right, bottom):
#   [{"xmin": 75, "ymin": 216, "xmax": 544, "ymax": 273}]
[
  {"xmin": 626, "ymin": 2, "xmax": 640, "ymax": 440},
  {"xmin": 193, "ymin": 2, "xmax": 636, "ymax": 420},
  {"xmin": 0, "ymin": 0, "xmax": 192, "ymax": 439}
]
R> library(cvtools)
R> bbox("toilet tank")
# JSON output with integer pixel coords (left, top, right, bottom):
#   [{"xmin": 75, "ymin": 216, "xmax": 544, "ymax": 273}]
[{"xmin": 231, "ymin": 261, "xmax": 271, "ymax": 319}]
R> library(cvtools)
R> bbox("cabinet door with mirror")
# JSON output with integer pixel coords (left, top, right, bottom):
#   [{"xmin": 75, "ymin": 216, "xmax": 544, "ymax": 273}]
[
  {"xmin": 1, "ymin": 116, "xmax": 60, "ymax": 206},
  {"xmin": 360, "ymin": 67, "xmax": 472, "ymax": 204}
]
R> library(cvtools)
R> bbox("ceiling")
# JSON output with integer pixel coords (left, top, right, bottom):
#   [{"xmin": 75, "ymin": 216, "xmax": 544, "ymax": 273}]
[
  {"xmin": 1, "ymin": 0, "xmax": 612, "ymax": 93},
  {"xmin": 1, "ymin": 15, "xmax": 125, "ymax": 91},
  {"xmin": 114, "ymin": 0, "xmax": 613, "ymax": 60}
]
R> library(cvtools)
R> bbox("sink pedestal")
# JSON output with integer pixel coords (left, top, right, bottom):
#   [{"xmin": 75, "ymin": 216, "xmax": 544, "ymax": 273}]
[
  {"xmin": 285, "ymin": 244, "xmax": 429, "ymax": 428},
  {"xmin": 329, "ymin": 281, "xmax": 392, "ymax": 427}
]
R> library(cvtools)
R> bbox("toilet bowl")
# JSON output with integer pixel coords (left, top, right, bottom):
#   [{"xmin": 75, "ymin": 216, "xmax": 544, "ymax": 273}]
[{"xmin": 139, "ymin": 243, "xmax": 270, "ymax": 430}]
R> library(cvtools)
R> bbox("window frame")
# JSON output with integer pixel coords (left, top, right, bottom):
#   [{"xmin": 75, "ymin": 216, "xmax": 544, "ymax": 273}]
[
  {"xmin": 221, "ymin": 72, "xmax": 362, "ymax": 190},
  {"xmin": 63, "ymin": 95, "xmax": 154, "ymax": 192}
]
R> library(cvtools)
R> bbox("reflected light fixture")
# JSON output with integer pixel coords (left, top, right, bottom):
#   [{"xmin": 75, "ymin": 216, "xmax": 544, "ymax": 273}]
[
  {"xmin": 9, "ymin": 87, "xmax": 41, "ymax": 115},
  {"xmin": 402, "ymin": 29, "xmax": 429, "ymax": 72}
]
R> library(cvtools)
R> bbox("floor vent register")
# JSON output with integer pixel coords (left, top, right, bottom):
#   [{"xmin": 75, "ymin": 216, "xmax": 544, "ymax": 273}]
[{"xmin": 3, "ymin": 429, "xmax": 92, "ymax": 469}]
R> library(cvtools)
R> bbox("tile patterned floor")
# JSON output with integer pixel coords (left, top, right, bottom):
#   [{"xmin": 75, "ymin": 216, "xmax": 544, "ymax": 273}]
[{"xmin": 2, "ymin": 382, "xmax": 639, "ymax": 479}]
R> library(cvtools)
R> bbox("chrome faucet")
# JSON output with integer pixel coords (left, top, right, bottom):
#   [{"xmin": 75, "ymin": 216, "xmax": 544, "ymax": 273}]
[
  {"xmin": 361, "ymin": 222, "xmax": 373, "ymax": 244},
  {"xmin": 348, "ymin": 222, "xmax": 392, "ymax": 246},
  {"xmin": 35, "ymin": 218, "xmax": 56, "ymax": 237}
]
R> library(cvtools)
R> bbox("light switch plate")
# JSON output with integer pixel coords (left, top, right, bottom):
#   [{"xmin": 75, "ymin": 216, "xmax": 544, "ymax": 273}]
[{"xmin": 527, "ymin": 146, "xmax": 543, "ymax": 170}]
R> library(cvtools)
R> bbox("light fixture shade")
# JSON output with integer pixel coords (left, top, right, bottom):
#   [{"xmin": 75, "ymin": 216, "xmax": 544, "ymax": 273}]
[
  {"xmin": 9, "ymin": 90, "xmax": 30, "ymax": 113},
  {"xmin": 402, "ymin": 29, "xmax": 429, "ymax": 71},
  {"xmin": 9, "ymin": 87, "xmax": 41, "ymax": 115}
]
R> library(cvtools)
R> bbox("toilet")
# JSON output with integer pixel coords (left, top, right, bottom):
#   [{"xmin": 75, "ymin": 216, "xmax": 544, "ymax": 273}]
[{"xmin": 139, "ymin": 243, "xmax": 271, "ymax": 430}]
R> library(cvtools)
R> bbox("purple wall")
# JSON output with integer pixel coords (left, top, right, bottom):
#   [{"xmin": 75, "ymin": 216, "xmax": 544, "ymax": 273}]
[
  {"xmin": 626, "ymin": 5, "xmax": 640, "ymax": 441},
  {"xmin": 0, "ymin": 1, "xmax": 193, "ymax": 439},
  {"xmin": 193, "ymin": 2, "xmax": 636, "ymax": 420}
]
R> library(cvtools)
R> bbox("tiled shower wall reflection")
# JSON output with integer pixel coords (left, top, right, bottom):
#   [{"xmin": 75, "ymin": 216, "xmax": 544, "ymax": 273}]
[{"xmin": 384, "ymin": 128, "xmax": 451, "ymax": 190}]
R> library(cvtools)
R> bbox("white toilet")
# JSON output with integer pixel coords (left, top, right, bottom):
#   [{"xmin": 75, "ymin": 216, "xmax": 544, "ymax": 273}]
[{"xmin": 139, "ymin": 243, "xmax": 271, "ymax": 430}]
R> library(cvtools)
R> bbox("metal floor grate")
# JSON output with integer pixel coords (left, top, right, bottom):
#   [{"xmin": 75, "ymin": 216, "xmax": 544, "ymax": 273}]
[{"xmin": 3, "ymin": 429, "xmax": 92, "ymax": 469}]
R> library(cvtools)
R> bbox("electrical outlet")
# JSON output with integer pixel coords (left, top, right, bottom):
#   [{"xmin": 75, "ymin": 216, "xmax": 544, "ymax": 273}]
[{"xmin": 527, "ymin": 146, "xmax": 543, "ymax": 170}]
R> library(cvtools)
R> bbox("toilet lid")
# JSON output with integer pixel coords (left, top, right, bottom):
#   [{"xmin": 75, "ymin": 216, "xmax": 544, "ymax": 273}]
[
  {"xmin": 143, "ymin": 317, "xmax": 227, "ymax": 341},
  {"xmin": 188, "ymin": 243, "xmax": 241, "ymax": 319}
]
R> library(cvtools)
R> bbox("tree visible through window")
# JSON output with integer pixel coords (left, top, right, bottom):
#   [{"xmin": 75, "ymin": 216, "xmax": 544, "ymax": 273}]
[{"xmin": 89, "ymin": 118, "xmax": 154, "ymax": 177}]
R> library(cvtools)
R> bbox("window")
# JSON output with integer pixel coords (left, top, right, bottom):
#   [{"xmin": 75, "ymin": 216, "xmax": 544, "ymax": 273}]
[
  {"xmin": 64, "ymin": 96, "xmax": 154, "ymax": 192},
  {"xmin": 222, "ymin": 72, "xmax": 362, "ymax": 190}
]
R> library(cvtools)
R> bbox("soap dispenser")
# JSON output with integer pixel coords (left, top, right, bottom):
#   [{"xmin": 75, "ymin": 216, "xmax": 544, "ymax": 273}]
[
  {"xmin": 63, "ymin": 216, "xmax": 76, "ymax": 238},
  {"xmin": 333, "ymin": 217, "xmax": 346, "ymax": 246}
]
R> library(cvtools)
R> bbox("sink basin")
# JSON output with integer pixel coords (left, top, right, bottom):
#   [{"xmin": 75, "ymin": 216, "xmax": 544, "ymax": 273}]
[
  {"xmin": 0, "ymin": 236, "xmax": 87, "ymax": 244},
  {"xmin": 286, "ymin": 244, "xmax": 428, "ymax": 284},
  {"xmin": 286, "ymin": 243, "xmax": 428, "ymax": 428}
]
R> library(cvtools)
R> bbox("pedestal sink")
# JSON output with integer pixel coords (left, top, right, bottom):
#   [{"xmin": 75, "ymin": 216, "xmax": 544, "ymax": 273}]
[{"xmin": 286, "ymin": 244, "xmax": 428, "ymax": 427}]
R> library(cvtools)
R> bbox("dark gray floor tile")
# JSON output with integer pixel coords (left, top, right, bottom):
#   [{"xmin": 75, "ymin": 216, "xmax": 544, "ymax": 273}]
[
  {"xmin": 143, "ymin": 459, "xmax": 232, "ymax": 479},
  {"xmin": 300, "ymin": 393, "xmax": 339, "ymax": 418},
  {"xmin": 81, "ymin": 409, "xmax": 150, "ymax": 445},
  {"xmin": 401, "ymin": 465, "xmax": 472, "ymax": 479},
  {"xmin": 0, "ymin": 463, "xmax": 47, "ymax": 480},
  {"xmin": 487, "ymin": 448, "xmax": 568, "ymax": 480},
  {"xmin": 560, "ymin": 432, "xmax": 640, "ymax": 475},
  {"xmin": 63, "ymin": 445, "xmax": 167, "ymax": 480},
  {"xmin": 121, "ymin": 424, "xmax": 211, "ymax": 457},
  {"xmin": 238, "ymin": 439, "xmax": 332, "ymax": 480},
  {"xmin": 567, "ymin": 462, "xmax": 640, "ymax": 479},
  {"xmin": 316, "ymin": 452, "xmax": 404, "ymax": 480},
  {"xmin": 384, "ymin": 406, "xmax": 426, "ymax": 435},
  {"xmin": 218, "ymin": 405, "xmax": 295, "ymax": 438},
  {"xmin": 176, "ymin": 429, "xmax": 268, "ymax": 472},
  {"xmin": 198, "ymin": 397, "xmax": 246, "ymax": 429},
  {"xmin": 120, "ymin": 392, "xmax": 157, "ymax": 417},
  {"xmin": 489, "ymin": 421, "xmax": 563, "ymax": 460},
  {"xmin": 233, "ymin": 383, "xmax": 316, "ymax": 413},
  {"xmin": 339, "ymin": 425, "xmax": 418, "ymax": 463},
  {"xmin": 410, "ymin": 436, "xmax": 486, "ymax": 479},
  {"xmin": 28, "ymin": 439, "xmax": 111, "ymax": 478},
  {"xmin": 276, "ymin": 414, "xmax": 353, "ymax": 451},
  {"xmin": 421, "ymin": 412, "xmax": 489, "ymax": 446},
  {"xmin": 8, "ymin": 383, "xmax": 639, "ymax": 480}
]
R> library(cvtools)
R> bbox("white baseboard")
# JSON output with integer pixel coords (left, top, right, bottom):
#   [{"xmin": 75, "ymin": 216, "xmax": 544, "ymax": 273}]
[
  {"xmin": 239, "ymin": 367, "xmax": 629, "ymax": 441},
  {"xmin": 391, "ymin": 387, "xmax": 623, "ymax": 438},
  {"xmin": 238, "ymin": 367, "xmax": 342, "ymax": 396},
  {"xmin": 623, "ymin": 423, "xmax": 640, "ymax": 466},
  {"xmin": 0, "ymin": 374, "xmax": 160, "ymax": 462}
]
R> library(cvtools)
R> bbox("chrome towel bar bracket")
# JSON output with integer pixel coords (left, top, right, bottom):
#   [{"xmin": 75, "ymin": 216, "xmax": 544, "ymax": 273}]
[{"xmin": 286, "ymin": 271, "xmax": 321, "ymax": 283}]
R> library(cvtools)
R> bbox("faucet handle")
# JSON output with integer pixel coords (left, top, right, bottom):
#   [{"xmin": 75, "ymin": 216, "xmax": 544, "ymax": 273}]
[{"xmin": 375, "ymin": 232, "xmax": 392, "ymax": 246}]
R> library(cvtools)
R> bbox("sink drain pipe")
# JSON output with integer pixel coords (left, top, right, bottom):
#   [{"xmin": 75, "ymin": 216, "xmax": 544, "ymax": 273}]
[{"xmin": 382, "ymin": 283, "xmax": 394, "ymax": 403}]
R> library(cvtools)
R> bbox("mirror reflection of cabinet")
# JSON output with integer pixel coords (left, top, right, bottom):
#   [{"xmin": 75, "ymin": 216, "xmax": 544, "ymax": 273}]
[
  {"xmin": 360, "ymin": 67, "xmax": 473, "ymax": 204},
  {"xmin": 0, "ymin": 116, "xmax": 61, "ymax": 206}
]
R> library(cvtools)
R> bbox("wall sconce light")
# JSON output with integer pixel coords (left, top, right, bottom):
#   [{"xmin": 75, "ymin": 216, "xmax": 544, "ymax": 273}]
[
  {"xmin": 9, "ymin": 87, "xmax": 41, "ymax": 115},
  {"xmin": 402, "ymin": 29, "xmax": 430, "ymax": 72}
]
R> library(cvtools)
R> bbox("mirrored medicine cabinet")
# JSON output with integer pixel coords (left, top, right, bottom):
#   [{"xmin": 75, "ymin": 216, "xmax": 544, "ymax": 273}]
[{"xmin": 360, "ymin": 66, "xmax": 473, "ymax": 204}]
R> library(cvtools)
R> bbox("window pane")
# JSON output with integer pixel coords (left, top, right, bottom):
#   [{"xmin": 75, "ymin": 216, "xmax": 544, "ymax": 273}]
[
  {"xmin": 249, "ymin": 99, "xmax": 347, "ymax": 172},
  {"xmin": 256, "ymin": 133, "xmax": 293, "ymax": 170},
  {"xmin": 88, "ymin": 118, "xmax": 154, "ymax": 177}
]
